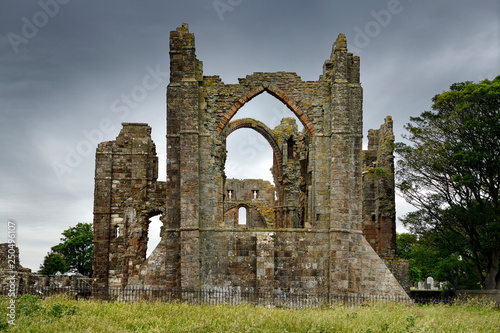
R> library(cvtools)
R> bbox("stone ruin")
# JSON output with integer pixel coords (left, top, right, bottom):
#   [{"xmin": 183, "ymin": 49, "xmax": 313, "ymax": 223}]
[
  {"xmin": 0, "ymin": 244, "xmax": 90, "ymax": 292},
  {"xmin": 92, "ymin": 23, "xmax": 409, "ymax": 298}
]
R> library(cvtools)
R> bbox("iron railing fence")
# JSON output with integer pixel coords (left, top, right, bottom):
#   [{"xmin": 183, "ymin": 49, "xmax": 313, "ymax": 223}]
[{"xmin": 0, "ymin": 285, "xmax": 454, "ymax": 307}]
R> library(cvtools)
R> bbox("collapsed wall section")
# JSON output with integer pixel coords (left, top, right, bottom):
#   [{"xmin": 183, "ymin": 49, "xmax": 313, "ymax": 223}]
[
  {"xmin": 224, "ymin": 179, "xmax": 275, "ymax": 227},
  {"xmin": 362, "ymin": 116, "xmax": 396, "ymax": 258},
  {"xmin": 93, "ymin": 123, "xmax": 164, "ymax": 289},
  {"xmin": 362, "ymin": 117, "xmax": 410, "ymax": 292}
]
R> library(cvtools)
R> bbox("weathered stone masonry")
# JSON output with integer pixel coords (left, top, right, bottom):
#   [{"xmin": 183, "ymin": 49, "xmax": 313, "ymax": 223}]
[{"xmin": 92, "ymin": 23, "xmax": 408, "ymax": 298}]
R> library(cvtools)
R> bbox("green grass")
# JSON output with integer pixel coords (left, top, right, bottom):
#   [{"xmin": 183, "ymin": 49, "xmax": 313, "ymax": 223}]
[{"xmin": 0, "ymin": 295, "xmax": 498, "ymax": 332}]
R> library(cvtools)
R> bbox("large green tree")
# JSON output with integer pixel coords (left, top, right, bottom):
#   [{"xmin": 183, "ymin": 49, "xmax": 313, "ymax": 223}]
[
  {"xmin": 40, "ymin": 222, "xmax": 93, "ymax": 276},
  {"xmin": 395, "ymin": 76, "xmax": 500, "ymax": 289},
  {"xmin": 39, "ymin": 252, "xmax": 69, "ymax": 275}
]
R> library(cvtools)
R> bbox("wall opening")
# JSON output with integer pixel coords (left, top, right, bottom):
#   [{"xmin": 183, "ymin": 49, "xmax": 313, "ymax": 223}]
[
  {"xmin": 225, "ymin": 93, "xmax": 304, "ymax": 184},
  {"xmin": 225, "ymin": 128, "xmax": 274, "ymax": 183},
  {"xmin": 238, "ymin": 206, "xmax": 247, "ymax": 225},
  {"xmin": 287, "ymin": 136, "xmax": 295, "ymax": 160},
  {"xmin": 146, "ymin": 215, "xmax": 163, "ymax": 258}
]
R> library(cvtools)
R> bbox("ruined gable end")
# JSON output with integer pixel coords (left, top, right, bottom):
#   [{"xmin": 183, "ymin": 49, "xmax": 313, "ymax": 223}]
[{"xmin": 92, "ymin": 24, "xmax": 409, "ymax": 300}]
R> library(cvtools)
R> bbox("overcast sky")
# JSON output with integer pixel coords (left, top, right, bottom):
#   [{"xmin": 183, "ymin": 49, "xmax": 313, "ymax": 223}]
[{"xmin": 1, "ymin": 0, "xmax": 498, "ymax": 271}]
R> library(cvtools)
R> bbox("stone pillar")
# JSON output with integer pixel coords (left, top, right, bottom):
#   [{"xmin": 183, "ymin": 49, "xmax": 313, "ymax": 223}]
[
  {"xmin": 328, "ymin": 34, "xmax": 364, "ymax": 295},
  {"xmin": 166, "ymin": 23, "xmax": 201, "ymax": 291},
  {"xmin": 92, "ymin": 142, "xmax": 113, "ymax": 290}
]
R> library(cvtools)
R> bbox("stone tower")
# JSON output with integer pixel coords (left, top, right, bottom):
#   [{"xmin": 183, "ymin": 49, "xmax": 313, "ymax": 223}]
[{"xmin": 92, "ymin": 23, "xmax": 407, "ymax": 298}]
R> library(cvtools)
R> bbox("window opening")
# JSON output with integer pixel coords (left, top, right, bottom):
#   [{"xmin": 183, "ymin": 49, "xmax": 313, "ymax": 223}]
[
  {"xmin": 225, "ymin": 128, "xmax": 273, "ymax": 182},
  {"xmin": 146, "ymin": 215, "xmax": 163, "ymax": 258},
  {"xmin": 238, "ymin": 207, "xmax": 247, "ymax": 225},
  {"xmin": 225, "ymin": 92, "xmax": 304, "ymax": 184},
  {"xmin": 287, "ymin": 137, "xmax": 295, "ymax": 160},
  {"xmin": 227, "ymin": 190, "xmax": 233, "ymax": 199},
  {"xmin": 252, "ymin": 190, "xmax": 259, "ymax": 199}
]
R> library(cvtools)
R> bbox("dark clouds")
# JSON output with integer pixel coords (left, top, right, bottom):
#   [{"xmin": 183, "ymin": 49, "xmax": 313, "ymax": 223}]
[{"xmin": 1, "ymin": 0, "xmax": 498, "ymax": 271}]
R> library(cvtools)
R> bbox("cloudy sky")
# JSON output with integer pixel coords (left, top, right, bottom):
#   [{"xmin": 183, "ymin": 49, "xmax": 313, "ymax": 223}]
[{"xmin": 1, "ymin": 0, "xmax": 498, "ymax": 271}]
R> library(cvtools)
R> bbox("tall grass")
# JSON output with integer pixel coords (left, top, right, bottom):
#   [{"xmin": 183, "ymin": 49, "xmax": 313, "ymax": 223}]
[{"xmin": 0, "ymin": 295, "xmax": 498, "ymax": 332}]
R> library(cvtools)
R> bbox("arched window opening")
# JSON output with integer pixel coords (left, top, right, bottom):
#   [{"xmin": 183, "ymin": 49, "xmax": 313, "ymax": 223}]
[
  {"xmin": 146, "ymin": 215, "xmax": 163, "ymax": 258},
  {"xmin": 223, "ymin": 92, "xmax": 307, "ymax": 229},
  {"xmin": 225, "ymin": 128, "xmax": 274, "ymax": 182},
  {"xmin": 238, "ymin": 206, "xmax": 247, "ymax": 225},
  {"xmin": 114, "ymin": 225, "xmax": 120, "ymax": 238}
]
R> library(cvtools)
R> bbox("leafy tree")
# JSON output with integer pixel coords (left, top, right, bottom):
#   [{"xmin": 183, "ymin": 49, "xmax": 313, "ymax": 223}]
[
  {"xmin": 39, "ymin": 252, "xmax": 69, "ymax": 275},
  {"xmin": 396, "ymin": 233, "xmax": 422, "ymax": 282},
  {"xmin": 395, "ymin": 76, "xmax": 500, "ymax": 289},
  {"xmin": 45, "ymin": 222, "xmax": 93, "ymax": 276},
  {"xmin": 396, "ymin": 233, "xmax": 480, "ymax": 290}
]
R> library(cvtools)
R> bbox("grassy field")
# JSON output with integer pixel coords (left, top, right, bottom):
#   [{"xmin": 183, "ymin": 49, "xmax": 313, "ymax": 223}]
[{"xmin": 0, "ymin": 295, "xmax": 498, "ymax": 332}]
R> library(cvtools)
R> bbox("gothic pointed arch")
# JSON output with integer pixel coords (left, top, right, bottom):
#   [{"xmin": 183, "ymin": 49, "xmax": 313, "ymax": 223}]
[
  {"xmin": 223, "ymin": 118, "xmax": 283, "ymax": 180},
  {"xmin": 216, "ymin": 85, "xmax": 315, "ymax": 136}
]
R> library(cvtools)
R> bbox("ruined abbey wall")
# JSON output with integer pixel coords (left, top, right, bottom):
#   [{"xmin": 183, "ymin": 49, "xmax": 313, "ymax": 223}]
[
  {"xmin": 93, "ymin": 123, "xmax": 166, "ymax": 287},
  {"xmin": 362, "ymin": 117, "xmax": 397, "ymax": 258},
  {"xmin": 223, "ymin": 178, "xmax": 275, "ymax": 228},
  {"xmin": 92, "ymin": 24, "xmax": 408, "ymax": 298}
]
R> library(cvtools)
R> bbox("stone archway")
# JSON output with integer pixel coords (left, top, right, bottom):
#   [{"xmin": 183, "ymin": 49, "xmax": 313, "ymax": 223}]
[
  {"xmin": 216, "ymin": 85, "xmax": 315, "ymax": 136},
  {"xmin": 223, "ymin": 118, "xmax": 283, "ymax": 180}
]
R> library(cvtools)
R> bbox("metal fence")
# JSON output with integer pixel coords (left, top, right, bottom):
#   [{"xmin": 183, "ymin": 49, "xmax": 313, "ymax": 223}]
[{"xmin": 1, "ymin": 285, "xmax": 456, "ymax": 307}]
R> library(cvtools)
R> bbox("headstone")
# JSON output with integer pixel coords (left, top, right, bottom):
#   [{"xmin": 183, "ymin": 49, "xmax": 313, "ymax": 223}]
[{"xmin": 426, "ymin": 276, "xmax": 434, "ymax": 289}]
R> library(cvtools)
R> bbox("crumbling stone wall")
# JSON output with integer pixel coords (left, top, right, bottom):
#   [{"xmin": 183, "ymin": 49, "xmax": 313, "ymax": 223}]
[
  {"xmin": 224, "ymin": 179, "xmax": 275, "ymax": 227},
  {"xmin": 362, "ymin": 116, "xmax": 397, "ymax": 258},
  {"xmin": 0, "ymin": 244, "xmax": 92, "ymax": 293},
  {"xmin": 92, "ymin": 23, "xmax": 408, "ymax": 299},
  {"xmin": 93, "ymin": 123, "xmax": 165, "ymax": 288},
  {"xmin": 0, "ymin": 244, "xmax": 21, "ymax": 271},
  {"xmin": 362, "ymin": 118, "xmax": 410, "ymax": 291}
]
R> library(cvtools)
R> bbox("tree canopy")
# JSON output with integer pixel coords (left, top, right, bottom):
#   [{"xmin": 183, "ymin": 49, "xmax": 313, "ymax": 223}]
[
  {"xmin": 39, "ymin": 222, "xmax": 93, "ymax": 276},
  {"xmin": 395, "ymin": 76, "xmax": 500, "ymax": 289},
  {"xmin": 39, "ymin": 252, "xmax": 69, "ymax": 275}
]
